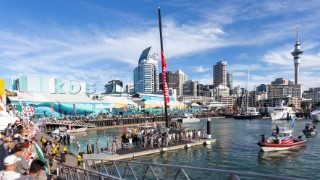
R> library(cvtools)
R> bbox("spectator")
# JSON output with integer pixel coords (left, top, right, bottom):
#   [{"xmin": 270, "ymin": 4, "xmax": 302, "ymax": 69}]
[
  {"xmin": 96, "ymin": 139, "xmax": 101, "ymax": 154},
  {"xmin": 87, "ymin": 140, "xmax": 92, "ymax": 154},
  {"xmin": 77, "ymin": 154, "xmax": 82, "ymax": 167},
  {"xmin": 21, "ymin": 159, "xmax": 46, "ymax": 180},
  {"xmin": 0, "ymin": 155, "xmax": 22, "ymax": 180},
  {"xmin": 77, "ymin": 142, "xmax": 80, "ymax": 154},
  {"xmin": 112, "ymin": 140, "xmax": 117, "ymax": 155},
  {"xmin": 3, "ymin": 136, "xmax": 11, "ymax": 156},
  {"xmin": 14, "ymin": 143, "xmax": 30, "ymax": 175}
]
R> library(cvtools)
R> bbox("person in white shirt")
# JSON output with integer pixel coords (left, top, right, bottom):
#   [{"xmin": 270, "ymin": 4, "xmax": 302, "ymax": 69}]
[{"xmin": 0, "ymin": 155, "xmax": 22, "ymax": 180}]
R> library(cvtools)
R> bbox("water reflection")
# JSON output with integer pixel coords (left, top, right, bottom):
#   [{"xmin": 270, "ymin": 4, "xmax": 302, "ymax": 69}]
[{"xmin": 258, "ymin": 146, "xmax": 305, "ymax": 163}]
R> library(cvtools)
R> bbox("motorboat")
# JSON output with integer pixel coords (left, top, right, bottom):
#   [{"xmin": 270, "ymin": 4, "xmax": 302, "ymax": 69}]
[
  {"xmin": 310, "ymin": 109, "xmax": 320, "ymax": 122},
  {"xmin": 171, "ymin": 113, "xmax": 200, "ymax": 123},
  {"xmin": 302, "ymin": 122, "xmax": 317, "ymax": 135},
  {"xmin": 257, "ymin": 127, "xmax": 306, "ymax": 152},
  {"xmin": 0, "ymin": 103, "xmax": 20, "ymax": 132},
  {"xmin": 234, "ymin": 107, "xmax": 261, "ymax": 119},
  {"xmin": 267, "ymin": 106, "xmax": 296, "ymax": 121}
]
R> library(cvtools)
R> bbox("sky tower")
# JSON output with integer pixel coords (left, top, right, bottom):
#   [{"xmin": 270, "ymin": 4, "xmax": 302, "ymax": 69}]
[{"xmin": 291, "ymin": 26, "xmax": 304, "ymax": 85}]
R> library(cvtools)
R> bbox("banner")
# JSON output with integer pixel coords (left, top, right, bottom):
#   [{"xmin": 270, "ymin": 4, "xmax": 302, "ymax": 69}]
[{"xmin": 161, "ymin": 52, "xmax": 170, "ymax": 103}]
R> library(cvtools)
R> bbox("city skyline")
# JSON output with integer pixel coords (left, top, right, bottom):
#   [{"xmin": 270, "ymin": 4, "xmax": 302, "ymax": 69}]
[{"xmin": 1, "ymin": 1, "xmax": 320, "ymax": 91}]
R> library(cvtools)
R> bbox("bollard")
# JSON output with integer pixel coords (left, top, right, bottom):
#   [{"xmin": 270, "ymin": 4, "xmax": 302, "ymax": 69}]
[{"xmin": 207, "ymin": 118, "xmax": 211, "ymax": 139}]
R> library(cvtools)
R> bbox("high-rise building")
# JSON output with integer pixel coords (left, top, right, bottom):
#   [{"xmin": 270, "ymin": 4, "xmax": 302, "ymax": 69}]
[
  {"xmin": 104, "ymin": 80, "xmax": 123, "ymax": 94},
  {"xmin": 125, "ymin": 84, "xmax": 134, "ymax": 94},
  {"xmin": 159, "ymin": 69, "xmax": 187, "ymax": 97},
  {"xmin": 213, "ymin": 60, "xmax": 227, "ymax": 88},
  {"xmin": 267, "ymin": 77, "xmax": 301, "ymax": 108},
  {"xmin": 183, "ymin": 80, "xmax": 198, "ymax": 96},
  {"xmin": 227, "ymin": 73, "xmax": 233, "ymax": 89},
  {"xmin": 291, "ymin": 26, "xmax": 303, "ymax": 85},
  {"xmin": 134, "ymin": 47, "xmax": 159, "ymax": 93}
]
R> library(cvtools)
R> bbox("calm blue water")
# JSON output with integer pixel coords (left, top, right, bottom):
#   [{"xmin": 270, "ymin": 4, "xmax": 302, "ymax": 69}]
[{"xmin": 67, "ymin": 118, "xmax": 319, "ymax": 179}]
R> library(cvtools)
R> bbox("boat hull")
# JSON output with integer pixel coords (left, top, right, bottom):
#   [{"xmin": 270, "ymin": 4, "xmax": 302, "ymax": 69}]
[
  {"xmin": 234, "ymin": 115, "xmax": 261, "ymax": 120},
  {"xmin": 257, "ymin": 140, "xmax": 306, "ymax": 152},
  {"xmin": 269, "ymin": 111, "xmax": 296, "ymax": 121},
  {"xmin": 302, "ymin": 129, "xmax": 317, "ymax": 135},
  {"xmin": 171, "ymin": 118, "xmax": 200, "ymax": 123},
  {"xmin": 67, "ymin": 127, "xmax": 87, "ymax": 133}
]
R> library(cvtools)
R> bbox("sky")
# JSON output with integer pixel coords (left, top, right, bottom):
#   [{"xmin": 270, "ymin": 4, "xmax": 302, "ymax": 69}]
[{"xmin": 0, "ymin": 0, "xmax": 320, "ymax": 92}]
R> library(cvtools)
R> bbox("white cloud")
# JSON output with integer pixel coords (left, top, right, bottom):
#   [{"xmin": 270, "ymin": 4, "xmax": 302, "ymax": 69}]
[{"xmin": 193, "ymin": 66, "xmax": 210, "ymax": 73}]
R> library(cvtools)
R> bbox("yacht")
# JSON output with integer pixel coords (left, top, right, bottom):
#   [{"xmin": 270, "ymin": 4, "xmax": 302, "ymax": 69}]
[
  {"xmin": 268, "ymin": 106, "xmax": 296, "ymax": 121},
  {"xmin": 234, "ymin": 107, "xmax": 261, "ymax": 119},
  {"xmin": 310, "ymin": 109, "xmax": 320, "ymax": 122},
  {"xmin": 0, "ymin": 103, "xmax": 20, "ymax": 132},
  {"xmin": 171, "ymin": 113, "xmax": 200, "ymax": 123}
]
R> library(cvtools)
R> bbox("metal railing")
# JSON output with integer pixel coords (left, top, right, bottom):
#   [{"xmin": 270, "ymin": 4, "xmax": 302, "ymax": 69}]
[{"xmin": 57, "ymin": 159, "xmax": 304, "ymax": 180}]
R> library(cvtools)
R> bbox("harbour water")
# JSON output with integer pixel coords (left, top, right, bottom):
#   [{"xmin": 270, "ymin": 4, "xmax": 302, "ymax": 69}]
[{"xmin": 67, "ymin": 118, "xmax": 319, "ymax": 179}]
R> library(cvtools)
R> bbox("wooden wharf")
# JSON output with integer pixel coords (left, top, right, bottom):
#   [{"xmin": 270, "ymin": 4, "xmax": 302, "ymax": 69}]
[{"xmin": 40, "ymin": 113, "xmax": 218, "ymax": 133}]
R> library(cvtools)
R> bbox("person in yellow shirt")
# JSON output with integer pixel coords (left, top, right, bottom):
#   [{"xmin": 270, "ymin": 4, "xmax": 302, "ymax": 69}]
[
  {"xmin": 63, "ymin": 145, "xmax": 68, "ymax": 154},
  {"xmin": 77, "ymin": 154, "xmax": 82, "ymax": 167},
  {"xmin": 52, "ymin": 146, "xmax": 57, "ymax": 161}
]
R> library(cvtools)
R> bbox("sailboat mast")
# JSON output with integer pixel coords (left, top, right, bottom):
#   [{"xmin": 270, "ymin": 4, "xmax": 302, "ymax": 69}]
[
  {"xmin": 158, "ymin": 7, "xmax": 169, "ymax": 128},
  {"xmin": 246, "ymin": 71, "xmax": 249, "ymax": 111}
]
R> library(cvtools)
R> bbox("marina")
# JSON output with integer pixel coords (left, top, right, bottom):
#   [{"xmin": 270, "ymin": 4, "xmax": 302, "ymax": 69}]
[
  {"xmin": 60, "ymin": 117, "xmax": 319, "ymax": 179},
  {"xmin": 1, "ymin": 1, "xmax": 320, "ymax": 180}
]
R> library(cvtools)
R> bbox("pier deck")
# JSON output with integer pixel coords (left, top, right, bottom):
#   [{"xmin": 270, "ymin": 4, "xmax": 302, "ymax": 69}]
[{"xmin": 83, "ymin": 139, "xmax": 216, "ymax": 162}]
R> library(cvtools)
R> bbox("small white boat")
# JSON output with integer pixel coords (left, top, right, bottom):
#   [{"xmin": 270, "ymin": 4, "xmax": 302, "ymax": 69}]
[{"xmin": 171, "ymin": 113, "xmax": 200, "ymax": 123}]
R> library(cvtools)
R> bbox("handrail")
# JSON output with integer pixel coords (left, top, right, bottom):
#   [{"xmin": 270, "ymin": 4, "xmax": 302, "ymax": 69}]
[
  {"xmin": 57, "ymin": 163, "xmax": 122, "ymax": 180},
  {"xmin": 80, "ymin": 159, "xmax": 304, "ymax": 180}
]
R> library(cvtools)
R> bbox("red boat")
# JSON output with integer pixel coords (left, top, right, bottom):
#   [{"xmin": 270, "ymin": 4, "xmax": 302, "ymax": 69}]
[{"xmin": 257, "ymin": 128, "xmax": 306, "ymax": 152}]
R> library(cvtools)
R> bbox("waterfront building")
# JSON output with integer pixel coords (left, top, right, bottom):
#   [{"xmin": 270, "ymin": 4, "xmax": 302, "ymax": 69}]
[
  {"xmin": 267, "ymin": 77, "xmax": 301, "ymax": 109},
  {"xmin": 183, "ymin": 80, "xmax": 198, "ymax": 96},
  {"xmin": 227, "ymin": 73, "xmax": 233, "ymax": 94},
  {"xmin": 104, "ymin": 80, "xmax": 123, "ymax": 94},
  {"xmin": 271, "ymin": 78, "xmax": 294, "ymax": 85},
  {"xmin": 134, "ymin": 47, "xmax": 159, "ymax": 93},
  {"xmin": 159, "ymin": 69, "xmax": 187, "ymax": 98},
  {"xmin": 213, "ymin": 60, "xmax": 227, "ymax": 88},
  {"xmin": 125, "ymin": 84, "xmax": 134, "ymax": 94},
  {"xmin": 256, "ymin": 84, "xmax": 267, "ymax": 92},
  {"xmin": 197, "ymin": 84, "xmax": 213, "ymax": 97},
  {"xmin": 216, "ymin": 95, "xmax": 235, "ymax": 109},
  {"xmin": 9, "ymin": 74, "xmax": 138, "ymax": 117},
  {"xmin": 302, "ymin": 87, "xmax": 320, "ymax": 106},
  {"xmin": 12, "ymin": 74, "xmax": 93, "ymax": 95},
  {"xmin": 291, "ymin": 26, "xmax": 304, "ymax": 85},
  {"xmin": 132, "ymin": 93, "xmax": 189, "ymax": 114}
]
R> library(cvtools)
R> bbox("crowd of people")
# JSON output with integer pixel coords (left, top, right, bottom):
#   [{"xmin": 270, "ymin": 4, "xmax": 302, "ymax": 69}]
[
  {"xmin": 1, "ymin": 120, "xmax": 50, "ymax": 179},
  {"xmin": 123, "ymin": 126, "xmax": 207, "ymax": 150}
]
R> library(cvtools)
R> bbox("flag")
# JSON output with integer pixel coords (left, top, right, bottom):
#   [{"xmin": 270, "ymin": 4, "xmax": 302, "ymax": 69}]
[
  {"xmin": 161, "ymin": 52, "xmax": 170, "ymax": 103},
  {"xmin": 16, "ymin": 104, "xmax": 23, "ymax": 112},
  {"xmin": 124, "ymin": 105, "xmax": 127, "ymax": 112},
  {"xmin": 290, "ymin": 116, "xmax": 296, "ymax": 128}
]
